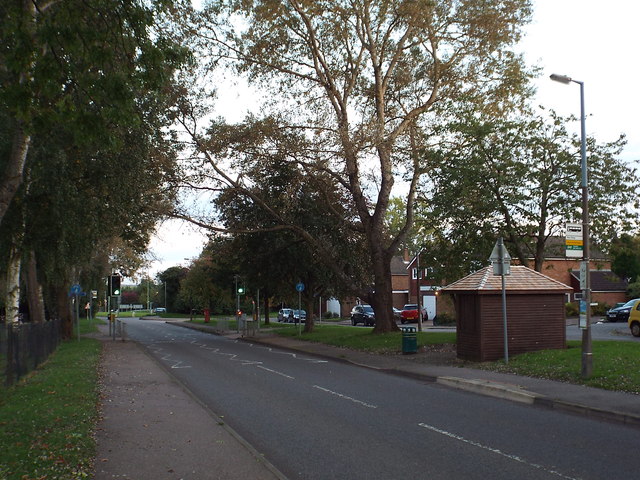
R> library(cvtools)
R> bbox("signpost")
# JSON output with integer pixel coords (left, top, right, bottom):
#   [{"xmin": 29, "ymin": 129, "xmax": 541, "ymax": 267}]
[
  {"xmin": 296, "ymin": 282, "xmax": 304, "ymax": 335},
  {"xmin": 489, "ymin": 238, "xmax": 511, "ymax": 363}
]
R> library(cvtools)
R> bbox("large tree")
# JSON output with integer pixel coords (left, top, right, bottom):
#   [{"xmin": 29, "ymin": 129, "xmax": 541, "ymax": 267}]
[
  {"xmin": 0, "ymin": 0, "xmax": 189, "ymax": 331},
  {"xmin": 416, "ymin": 107, "xmax": 637, "ymax": 277},
  {"xmin": 177, "ymin": 0, "xmax": 533, "ymax": 331}
]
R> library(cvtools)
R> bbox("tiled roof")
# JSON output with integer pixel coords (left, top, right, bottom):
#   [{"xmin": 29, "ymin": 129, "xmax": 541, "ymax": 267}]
[
  {"xmin": 442, "ymin": 265, "xmax": 572, "ymax": 294},
  {"xmin": 569, "ymin": 270, "xmax": 627, "ymax": 292},
  {"xmin": 391, "ymin": 256, "xmax": 409, "ymax": 275}
]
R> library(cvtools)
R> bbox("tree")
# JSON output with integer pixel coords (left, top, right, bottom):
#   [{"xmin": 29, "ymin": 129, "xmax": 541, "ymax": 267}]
[
  {"xmin": 157, "ymin": 266, "xmax": 189, "ymax": 313},
  {"xmin": 415, "ymin": 107, "xmax": 637, "ymax": 278},
  {"xmin": 178, "ymin": 0, "xmax": 533, "ymax": 332},
  {"xmin": 211, "ymin": 138, "xmax": 366, "ymax": 332},
  {"xmin": 610, "ymin": 235, "xmax": 640, "ymax": 283},
  {"xmin": 0, "ymin": 0, "xmax": 190, "ymax": 333}
]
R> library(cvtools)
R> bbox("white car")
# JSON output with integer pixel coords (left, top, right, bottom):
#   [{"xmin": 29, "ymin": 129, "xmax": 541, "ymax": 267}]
[{"xmin": 277, "ymin": 308, "xmax": 294, "ymax": 322}]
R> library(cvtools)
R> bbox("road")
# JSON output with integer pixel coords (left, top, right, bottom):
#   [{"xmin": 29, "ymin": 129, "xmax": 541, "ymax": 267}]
[{"xmin": 122, "ymin": 319, "xmax": 639, "ymax": 480}]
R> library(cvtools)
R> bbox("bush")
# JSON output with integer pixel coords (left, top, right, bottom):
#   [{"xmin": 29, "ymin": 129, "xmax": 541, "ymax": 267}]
[
  {"xmin": 433, "ymin": 312, "xmax": 455, "ymax": 326},
  {"xmin": 565, "ymin": 302, "xmax": 578, "ymax": 317},
  {"xmin": 591, "ymin": 302, "xmax": 608, "ymax": 316}
]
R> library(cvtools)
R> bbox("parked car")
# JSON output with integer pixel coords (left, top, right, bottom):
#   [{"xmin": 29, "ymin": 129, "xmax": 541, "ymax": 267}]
[
  {"xmin": 401, "ymin": 304, "xmax": 423, "ymax": 324},
  {"xmin": 278, "ymin": 308, "xmax": 294, "ymax": 322},
  {"xmin": 292, "ymin": 309, "xmax": 307, "ymax": 323},
  {"xmin": 155, "ymin": 307, "xmax": 166, "ymax": 313},
  {"xmin": 351, "ymin": 304, "xmax": 375, "ymax": 326},
  {"xmin": 606, "ymin": 299, "xmax": 639, "ymax": 323},
  {"xmin": 393, "ymin": 307, "xmax": 403, "ymax": 323},
  {"xmin": 627, "ymin": 299, "xmax": 640, "ymax": 337}
]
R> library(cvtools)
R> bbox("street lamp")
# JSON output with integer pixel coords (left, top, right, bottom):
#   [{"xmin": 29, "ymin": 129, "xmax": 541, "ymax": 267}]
[{"xmin": 550, "ymin": 72, "xmax": 592, "ymax": 378}]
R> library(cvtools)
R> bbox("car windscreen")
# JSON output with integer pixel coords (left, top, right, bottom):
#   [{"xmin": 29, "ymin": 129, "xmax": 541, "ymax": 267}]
[{"xmin": 362, "ymin": 306, "xmax": 374, "ymax": 313}]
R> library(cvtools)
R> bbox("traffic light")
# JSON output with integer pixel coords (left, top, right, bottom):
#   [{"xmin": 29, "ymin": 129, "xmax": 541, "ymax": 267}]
[{"xmin": 109, "ymin": 275, "xmax": 121, "ymax": 296}]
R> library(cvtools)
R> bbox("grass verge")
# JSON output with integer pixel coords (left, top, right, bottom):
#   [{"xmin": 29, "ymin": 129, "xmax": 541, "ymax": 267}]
[
  {"xmin": 477, "ymin": 340, "xmax": 640, "ymax": 394},
  {"xmin": 273, "ymin": 324, "xmax": 456, "ymax": 352},
  {"xmin": 0, "ymin": 327, "xmax": 102, "ymax": 479}
]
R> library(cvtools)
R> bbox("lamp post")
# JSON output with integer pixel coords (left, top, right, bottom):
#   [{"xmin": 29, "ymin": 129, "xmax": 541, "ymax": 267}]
[{"xmin": 550, "ymin": 73, "xmax": 592, "ymax": 378}]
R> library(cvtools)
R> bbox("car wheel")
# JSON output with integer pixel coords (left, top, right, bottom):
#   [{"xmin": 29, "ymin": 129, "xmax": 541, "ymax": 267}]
[
  {"xmin": 631, "ymin": 322, "xmax": 640, "ymax": 337},
  {"xmin": 351, "ymin": 317, "xmax": 357, "ymax": 326},
  {"xmin": 401, "ymin": 319, "xmax": 406, "ymax": 324}
]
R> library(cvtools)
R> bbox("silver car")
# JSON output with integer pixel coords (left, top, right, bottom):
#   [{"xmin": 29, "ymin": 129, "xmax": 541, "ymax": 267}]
[{"xmin": 278, "ymin": 308, "xmax": 294, "ymax": 322}]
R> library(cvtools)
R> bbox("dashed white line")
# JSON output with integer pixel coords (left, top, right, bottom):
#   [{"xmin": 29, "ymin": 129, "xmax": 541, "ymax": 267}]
[
  {"xmin": 257, "ymin": 365, "xmax": 295, "ymax": 379},
  {"xmin": 418, "ymin": 423, "xmax": 578, "ymax": 479},
  {"xmin": 313, "ymin": 385, "xmax": 377, "ymax": 409}
]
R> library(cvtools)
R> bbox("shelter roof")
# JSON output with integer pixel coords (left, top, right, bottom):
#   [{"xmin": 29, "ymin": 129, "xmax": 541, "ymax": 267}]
[{"xmin": 441, "ymin": 265, "xmax": 572, "ymax": 294}]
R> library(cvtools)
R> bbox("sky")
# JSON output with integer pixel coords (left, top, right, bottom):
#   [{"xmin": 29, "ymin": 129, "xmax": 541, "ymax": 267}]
[{"xmin": 144, "ymin": 0, "xmax": 640, "ymax": 278}]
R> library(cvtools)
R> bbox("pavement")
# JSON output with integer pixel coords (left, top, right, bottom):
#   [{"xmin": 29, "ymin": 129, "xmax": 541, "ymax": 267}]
[{"xmin": 92, "ymin": 319, "xmax": 640, "ymax": 479}]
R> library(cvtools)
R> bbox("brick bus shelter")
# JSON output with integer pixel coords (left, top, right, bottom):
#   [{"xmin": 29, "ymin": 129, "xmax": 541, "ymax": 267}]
[{"xmin": 441, "ymin": 265, "xmax": 572, "ymax": 362}]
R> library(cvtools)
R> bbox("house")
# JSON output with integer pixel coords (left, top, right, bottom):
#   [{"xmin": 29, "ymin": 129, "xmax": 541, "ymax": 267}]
[{"xmin": 522, "ymin": 236, "xmax": 628, "ymax": 306}]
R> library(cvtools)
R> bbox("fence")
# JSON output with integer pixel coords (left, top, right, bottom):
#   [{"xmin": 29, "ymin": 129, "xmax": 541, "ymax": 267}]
[{"xmin": 0, "ymin": 319, "xmax": 60, "ymax": 387}]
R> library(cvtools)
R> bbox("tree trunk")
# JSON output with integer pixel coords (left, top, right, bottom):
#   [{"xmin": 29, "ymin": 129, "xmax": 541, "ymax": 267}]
[
  {"xmin": 55, "ymin": 285, "xmax": 73, "ymax": 339},
  {"xmin": 5, "ymin": 247, "xmax": 21, "ymax": 323},
  {"xmin": 370, "ymin": 246, "xmax": 399, "ymax": 333},
  {"xmin": 0, "ymin": 122, "xmax": 31, "ymax": 226},
  {"xmin": 303, "ymin": 294, "xmax": 315, "ymax": 334},
  {"xmin": 263, "ymin": 295, "xmax": 270, "ymax": 325},
  {"xmin": 26, "ymin": 250, "xmax": 46, "ymax": 323}
]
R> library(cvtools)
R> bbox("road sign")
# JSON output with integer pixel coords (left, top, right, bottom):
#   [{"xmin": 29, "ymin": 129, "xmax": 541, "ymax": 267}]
[
  {"xmin": 566, "ymin": 223, "xmax": 583, "ymax": 258},
  {"xmin": 70, "ymin": 284, "xmax": 81, "ymax": 295},
  {"xmin": 489, "ymin": 238, "xmax": 511, "ymax": 276},
  {"xmin": 296, "ymin": 282, "xmax": 305, "ymax": 292}
]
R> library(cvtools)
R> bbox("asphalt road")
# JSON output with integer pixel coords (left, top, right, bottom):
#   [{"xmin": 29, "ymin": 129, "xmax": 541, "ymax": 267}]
[{"xmin": 123, "ymin": 319, "xmax": 639, "ymax": 480}]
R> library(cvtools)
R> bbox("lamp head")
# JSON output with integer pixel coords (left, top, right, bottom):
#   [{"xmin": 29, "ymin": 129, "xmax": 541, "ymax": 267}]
[{"xmin": 550, "ymin": 73, "xmax": 572, "ymax": 84}]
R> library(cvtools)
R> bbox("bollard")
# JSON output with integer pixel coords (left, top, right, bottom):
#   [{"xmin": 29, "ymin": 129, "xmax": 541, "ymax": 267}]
[{"xmin": 400, "ymin": 326, "xmax": 418, "ymax": 354}]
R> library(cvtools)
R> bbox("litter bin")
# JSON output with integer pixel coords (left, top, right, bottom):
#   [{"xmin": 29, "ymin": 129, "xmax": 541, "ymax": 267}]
[{"xmin": 400, "ymin": 326, "xmax": 418, "ymax": 354}]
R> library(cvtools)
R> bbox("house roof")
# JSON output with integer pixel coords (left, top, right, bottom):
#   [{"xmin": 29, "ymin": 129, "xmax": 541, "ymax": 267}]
[
  {"xmin": 569, "ymin": 270, "xmax": 627, "ymax": 292},
  {"xmin": 441, "ymin": 265, "xmax": 572, "ymax": 294},
  {"xmin": 391, "ymin": 256, "xmax": 409, "ymax": 275}
]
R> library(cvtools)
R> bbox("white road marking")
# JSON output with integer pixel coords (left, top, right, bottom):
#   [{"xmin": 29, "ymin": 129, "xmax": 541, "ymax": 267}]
[
  {"xmin": 313, "ymin": 385, "xmax": 377, "ymax": 409},
  {"xmin": 418, "ymin": 423, "xmax": 578, "ymax": 480},
  {"xmin": 257, "ymin": 365, "xmax": 295, "ymax": 379}
]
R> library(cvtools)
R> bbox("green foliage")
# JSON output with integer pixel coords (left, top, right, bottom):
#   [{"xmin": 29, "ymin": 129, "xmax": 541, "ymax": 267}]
[
  {"xmin": 627, "ymin": 278, "xmax": 640, "ymax": 299},
  {"xmin": 610, "ymin": 234, "xmax": 640, "ymax": 281},
  {"xmin": 0, "ymin": 338, "xmax": 102, "ymax": 479},
  {"xmin": 565, "ymin": 302, "xmax": 578, "ymax": 317},
  {"xmin": 417, "ymin": 107, "xmax": 636, "ymax": 277},
  {"xmin": 433, "ymin": 312, "xmax": 456, "ymax": 326}
]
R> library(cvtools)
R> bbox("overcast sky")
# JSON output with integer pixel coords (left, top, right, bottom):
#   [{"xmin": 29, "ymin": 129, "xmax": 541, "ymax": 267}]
[{"xmin": 145, "ymin": 0, "xmax": 640, "ymax": 278}]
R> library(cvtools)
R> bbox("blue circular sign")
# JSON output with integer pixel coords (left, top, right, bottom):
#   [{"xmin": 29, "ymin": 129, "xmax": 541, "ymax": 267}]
[
  {"xmin": 70, "ymin": 284, "xmax": 82, "ymax": 295},
  {"xmin": 296, "ymin": 282, "xmax": 305, "ymax": 292}
]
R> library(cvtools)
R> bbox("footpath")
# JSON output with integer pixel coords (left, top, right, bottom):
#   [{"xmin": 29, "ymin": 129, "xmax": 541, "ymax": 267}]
[{"xmin": 93, "ymin": 320, "xmax": 640, "ymax": 479}]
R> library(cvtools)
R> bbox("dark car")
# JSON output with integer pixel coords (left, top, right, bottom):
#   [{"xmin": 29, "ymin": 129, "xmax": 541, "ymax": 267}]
[
  {"xmin": 292, "ymin": 309, "xmax": 307, "ymax": 323},
  {"xmin": 351, "ymin": 304, "xmax": 375, "ymax": 326},
  {"xmin": 606, "ymin": 299, "xmax": 639, "ymax": 322}
]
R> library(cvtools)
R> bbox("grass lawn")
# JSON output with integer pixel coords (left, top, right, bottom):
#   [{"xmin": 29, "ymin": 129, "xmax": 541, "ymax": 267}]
[
  {"xmin": 273, "ymin": 324, "xmax": 456, "ymax": 353},
  {"xmin": 0, "ymin": 321, "xmax": 102, "ymax": 480},
  {"xmin": 479, "ymin": 340, "xmax": 640, "ymax": 394}
]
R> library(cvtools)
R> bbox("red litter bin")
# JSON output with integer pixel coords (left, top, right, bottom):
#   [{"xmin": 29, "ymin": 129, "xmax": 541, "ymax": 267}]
[{"xmin": 204, "ymin": 308, "xmax": 210, "ymax": 323}]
